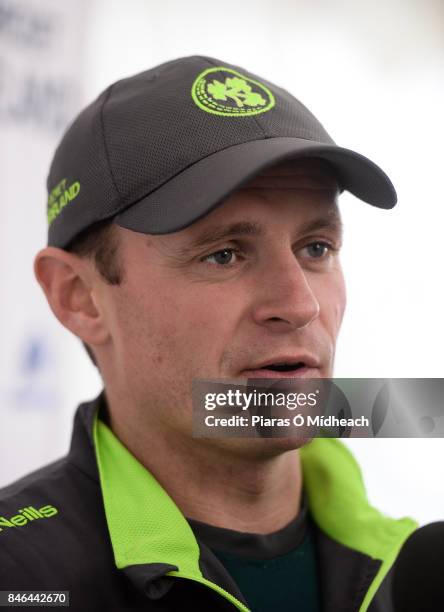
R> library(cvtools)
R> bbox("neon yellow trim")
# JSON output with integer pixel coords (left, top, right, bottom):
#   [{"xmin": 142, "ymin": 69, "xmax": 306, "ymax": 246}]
[
  {"xmin": 93, "ymin": 407, "xmax": 417, "ymax": 612},
  {"xmin": 191, "ymin": 67, "xmax": 275, "ymax": 117},
  {"xmin": 93, "ymin": 413, "xmax": 250, "ymax": 611},
  {"xmin": 300, "ymin": 438, "xmax": 418, "ymax": 612},
  {"xmin": 94, "ymin": 415, "xmax": 200, "ymax": 572}
]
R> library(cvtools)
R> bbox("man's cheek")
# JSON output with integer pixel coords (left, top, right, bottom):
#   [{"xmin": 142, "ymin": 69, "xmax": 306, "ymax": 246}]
[
  {"xmin": 315, "ymin": 292, "xmax": 346, "ymax": 342},
  {"xmin": 335, "ymin": 278, "xmax": 347, "ymax": 330},
  {"xmin": 319, "ymin": 273, "xmax": 346, "ymax": 328}
]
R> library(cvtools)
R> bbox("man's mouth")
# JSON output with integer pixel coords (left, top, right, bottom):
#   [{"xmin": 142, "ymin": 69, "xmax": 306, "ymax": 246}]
[
  {"xmin": 239, "ymin": 357, "xmax": 320, "ymax": 379},
  {"xmin": 260, "ymin": 362, "xmax": 305, "ymax": 372}
]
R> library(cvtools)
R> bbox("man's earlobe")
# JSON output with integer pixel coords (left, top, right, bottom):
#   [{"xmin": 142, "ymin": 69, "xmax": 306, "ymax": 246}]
[{"xmin": 33, "ymin": 247, "xmax": 109, "ymax": 347}]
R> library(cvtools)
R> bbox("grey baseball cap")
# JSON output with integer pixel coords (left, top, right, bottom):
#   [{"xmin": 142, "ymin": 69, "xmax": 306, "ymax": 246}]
[{"xmin": 46, "ymin": 55, "xmax": 397, "ymax": 248}]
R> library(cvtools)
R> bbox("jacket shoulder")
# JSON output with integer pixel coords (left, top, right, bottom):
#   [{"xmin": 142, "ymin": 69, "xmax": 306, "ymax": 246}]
[{"xmin": 0, "ymin": 455, "xmax": 109, "ymax": 586}]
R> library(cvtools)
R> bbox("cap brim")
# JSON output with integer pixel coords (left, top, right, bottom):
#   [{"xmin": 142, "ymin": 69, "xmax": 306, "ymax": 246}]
[{"xmin": 115, "ymin": 137, "xmax": 397, "ymax": 235}]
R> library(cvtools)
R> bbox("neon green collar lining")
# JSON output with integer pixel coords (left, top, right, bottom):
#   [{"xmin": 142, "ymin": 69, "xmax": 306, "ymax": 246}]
[
  {"xmin": 93, "ymin": 412, "xmax": 417, "ymax": 612},
  {"xmin": 300, "ymin": 439, "xmax": 417, "ymax": 611}
]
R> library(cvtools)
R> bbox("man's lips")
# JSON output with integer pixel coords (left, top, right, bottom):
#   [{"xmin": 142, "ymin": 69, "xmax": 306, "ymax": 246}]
[
  {"xmin": 238, "ymin": 366, "xmax": 320, "ymax": 379},
  {"xmin": 238, "ymin": 354, "xmax": 321, "ymax": 378}
]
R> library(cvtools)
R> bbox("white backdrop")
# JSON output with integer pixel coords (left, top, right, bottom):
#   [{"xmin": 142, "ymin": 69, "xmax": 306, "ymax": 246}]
[
  {"xmin": 0, "ymin": 0, "xmax": 90, "ymax": 484},
  {"xmin": 1, "ymin": 0, "xmax": 443, "ymax": 525}
]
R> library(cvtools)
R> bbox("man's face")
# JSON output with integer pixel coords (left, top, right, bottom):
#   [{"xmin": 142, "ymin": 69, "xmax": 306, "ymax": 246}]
[{"xmin": 98, "ymin": 159, "xmax": 346, "ymax": 450}]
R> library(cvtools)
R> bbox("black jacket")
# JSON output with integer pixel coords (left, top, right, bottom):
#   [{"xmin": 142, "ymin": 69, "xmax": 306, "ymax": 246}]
[{"xmin": 0, "ymin": 392, "xmax": 417, "ymax": 611}]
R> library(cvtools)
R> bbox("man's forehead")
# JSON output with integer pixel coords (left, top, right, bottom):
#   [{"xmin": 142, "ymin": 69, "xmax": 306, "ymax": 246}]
[{"xmin": 240, "ymin": 158, "xmax": 339, "ymax": 191}]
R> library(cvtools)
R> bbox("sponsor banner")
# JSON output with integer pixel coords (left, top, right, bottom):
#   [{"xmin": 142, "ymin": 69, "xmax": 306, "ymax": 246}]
[
  {"xmin": 0, "ymin": 0, "xmax": 89, "ymax": 486},
  {"xmin": 193, "ymin": 378, "xmax": 444, "ymax": 438}
]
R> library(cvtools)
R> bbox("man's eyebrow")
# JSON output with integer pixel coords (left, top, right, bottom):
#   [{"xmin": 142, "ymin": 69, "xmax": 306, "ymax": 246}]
[
  {"xmin": 299, "ymin": 211, "xmax": 343, "ymax": 241},
  {"xmin": 186, "ymin": 221, "xmax": 263, "ymax": 250},
  {"xmin": 177, "ymin": 210, "xmax": 343, "ymax": 253}
]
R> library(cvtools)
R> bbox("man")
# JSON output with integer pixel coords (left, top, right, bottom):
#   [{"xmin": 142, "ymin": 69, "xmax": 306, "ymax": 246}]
[{"xmin": 0, "ymin": 56, "xmax": 416, "ymax": 611}]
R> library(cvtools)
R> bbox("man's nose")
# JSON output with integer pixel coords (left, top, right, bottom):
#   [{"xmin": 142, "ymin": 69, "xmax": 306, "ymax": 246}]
[{"xmin": 251, "ymin": 253, "xmax": 320, "ymax": 331}]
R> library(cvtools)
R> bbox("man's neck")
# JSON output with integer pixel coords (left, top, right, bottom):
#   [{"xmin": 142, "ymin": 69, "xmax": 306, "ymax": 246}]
[{"xmin": 106, "ymin": 397, "xmax": 303, "ymax": 534}]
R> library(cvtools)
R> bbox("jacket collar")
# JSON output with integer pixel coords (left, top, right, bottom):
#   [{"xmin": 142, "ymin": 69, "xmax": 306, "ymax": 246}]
[{"xmin": 68, "ymin": 391, "xmax": 417, "ymax": 612}]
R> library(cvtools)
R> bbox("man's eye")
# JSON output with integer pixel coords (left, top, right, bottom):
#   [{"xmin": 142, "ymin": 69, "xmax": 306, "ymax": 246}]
[
  {"xmin": 303, "ymin": 241, "xmax": 333, "ymax": 259},
  {"xmin": 202, "ymin": 248, "xmax": 238, "ymax": 266}
]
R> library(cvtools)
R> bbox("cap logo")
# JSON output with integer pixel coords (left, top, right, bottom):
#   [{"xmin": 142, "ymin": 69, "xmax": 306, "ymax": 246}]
[{"xmin": 191, "ymin": 67, "xmax": 275, "ymax": 117}]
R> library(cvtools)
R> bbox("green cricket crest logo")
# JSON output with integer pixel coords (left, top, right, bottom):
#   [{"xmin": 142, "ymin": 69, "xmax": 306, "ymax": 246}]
[{"xmin": 191, "ymin": 67, "xmax": 275, "ymax": 117}]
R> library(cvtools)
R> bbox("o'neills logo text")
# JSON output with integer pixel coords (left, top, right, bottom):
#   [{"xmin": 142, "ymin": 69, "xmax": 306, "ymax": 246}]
[{"xmin": 0, "ymin": 505, "xmax": 58, "ymax": 532}]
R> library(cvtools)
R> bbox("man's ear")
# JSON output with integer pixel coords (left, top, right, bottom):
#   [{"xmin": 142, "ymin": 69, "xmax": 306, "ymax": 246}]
[{"xmin": 34, "ymin": 247, "xmax": 109, "ymax": 347}]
